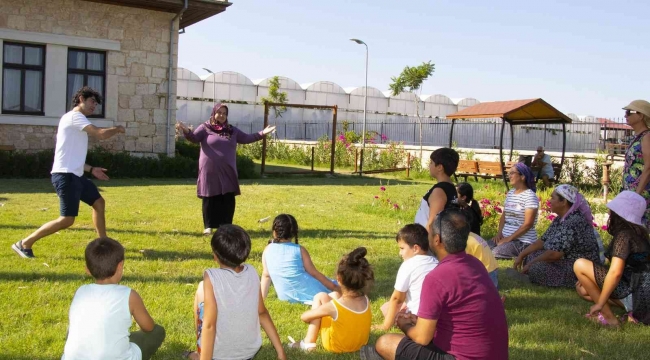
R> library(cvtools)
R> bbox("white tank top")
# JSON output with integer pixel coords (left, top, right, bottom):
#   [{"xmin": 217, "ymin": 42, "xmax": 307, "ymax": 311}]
[
  {"xmin": 62, "ymin": 284, "xmax": 141, "ymax": 360},
  {"xmin": 206, "ymin": 264, "xmax": 262, "ymax": 360}
]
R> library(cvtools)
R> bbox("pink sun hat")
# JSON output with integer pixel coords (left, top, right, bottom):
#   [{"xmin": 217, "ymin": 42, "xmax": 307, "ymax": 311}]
[{"xmin": 606, "ymin": 191, "xmax": 646, "ymax": 226}]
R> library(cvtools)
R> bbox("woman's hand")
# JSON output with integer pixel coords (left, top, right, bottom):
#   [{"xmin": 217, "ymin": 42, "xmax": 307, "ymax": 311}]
[
  {"xmin": 589, "ymin": 303, "xmax": 603, "ymax": 317},
  {"xmin": 175, "ymin": 121, "xmax": 189, "ymax": 134},
  {"xmin": 262, "ymin": 125, "xmax": 277, "ymax": 135},
  {"xmin": 491, "ymin": 232, "xmax": 504, "ymax": 244},
  {"xmin": 521, "ymin": 263, "xmax": 531, "ymax": 274},
  {"xmin": 513, "ymin": 254, "xmax": 524, "ymax": 271}
]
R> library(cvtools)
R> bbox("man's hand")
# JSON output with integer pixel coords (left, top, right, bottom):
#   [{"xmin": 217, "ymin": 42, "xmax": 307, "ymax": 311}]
[
  {"xmin": 396, "ymin": 312, "xmax": 417, "ymax": 329},
  {"xmin": 91, "ymin": 167, "xmax": 110, "ymax": 181}
]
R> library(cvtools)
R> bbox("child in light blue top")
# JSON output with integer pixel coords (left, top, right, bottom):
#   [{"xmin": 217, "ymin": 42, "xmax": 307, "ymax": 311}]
[{"xmin": 261, "ymin": 214, "xmax": 338, "ymax": 304}]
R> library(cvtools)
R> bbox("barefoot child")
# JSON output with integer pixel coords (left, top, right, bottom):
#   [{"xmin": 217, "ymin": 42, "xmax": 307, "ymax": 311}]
[
  {"xmin": 290, "ymin": 247, "xmax": 374, "ymax": 353},
  {"xmin": 62, "ymin": 238, "xmax": 165, "ymax": 360},
  {"xmin": 376, "ymin": 224, "xmax": 437, "ymax": 331},
  {"xmin": 189, "ymin": 225, "xmax": 286, "ymax": 360},
  {"xmin": 261, "ymin": 214, "xmax": 338, "ymax": 303}
]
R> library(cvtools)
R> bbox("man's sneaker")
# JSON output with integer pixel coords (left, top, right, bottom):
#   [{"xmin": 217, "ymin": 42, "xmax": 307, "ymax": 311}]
[
  {"xmin": 11, "ymin": 241, "xmax": 35, "ymax": 259},
  {"xmin": 360, "ymin": 345, "xmax": 383, "ymax": 360},
  {"xmin": 203, "ymin": 228, "xmax": 212, "ymax": 236}
]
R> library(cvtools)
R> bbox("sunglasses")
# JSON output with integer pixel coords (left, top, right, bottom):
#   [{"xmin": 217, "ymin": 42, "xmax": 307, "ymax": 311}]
[{"xmin": 626, "ymin": 110, "xmax": 639, "ymax": 116}]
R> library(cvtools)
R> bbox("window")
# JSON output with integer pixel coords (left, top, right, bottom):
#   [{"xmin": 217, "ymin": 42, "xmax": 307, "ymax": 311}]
[
  {"xmin": 67, "ymin": 49, "xmax": 106, "ymax": 117},
  {"xmin": 2, "ymin": 42, "xmax": 45, "ymax": 115}
]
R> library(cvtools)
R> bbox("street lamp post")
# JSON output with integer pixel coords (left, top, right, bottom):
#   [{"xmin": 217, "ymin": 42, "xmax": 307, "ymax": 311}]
[
  {"xmin": 350, "ymin": 39, "xmax": 368, "ymax": 175},
  {"xmin": 349, "ymin": 39, "xmax": 368, "ymax": 147},
  {"xmin": 202, "ymin": 67, "xmax": 215, "ymax": 108}
]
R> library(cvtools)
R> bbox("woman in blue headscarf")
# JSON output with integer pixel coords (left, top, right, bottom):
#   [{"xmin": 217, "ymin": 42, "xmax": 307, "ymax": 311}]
[{"xmin": 489, "ymin": 163, "xmax": 539, "ymax": 259}]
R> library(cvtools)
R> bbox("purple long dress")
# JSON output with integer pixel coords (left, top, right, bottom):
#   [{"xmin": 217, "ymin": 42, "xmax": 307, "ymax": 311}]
[{"xmin": 184, "ymin": 124, "xmax": 263, "ymax": 198}]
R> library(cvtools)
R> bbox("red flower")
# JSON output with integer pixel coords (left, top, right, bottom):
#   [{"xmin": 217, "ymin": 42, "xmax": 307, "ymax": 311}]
[
  {"xmin": 495, "ymin": 206, "xmax": 503, "ymax": 213},
  {"xmin": 601, "ymin": 225, "xmax": 609, "ymax": 231},
  {"xmin": 380, "ymin": 186, "xmax": 386, "ymax": 191},
  {"xmin": 547, "ymin": 214, "xmax": 557, "ymax": 221},
  {"xmin": 393, "ymin": 203, "xmax": 400, "ymax": 209}
]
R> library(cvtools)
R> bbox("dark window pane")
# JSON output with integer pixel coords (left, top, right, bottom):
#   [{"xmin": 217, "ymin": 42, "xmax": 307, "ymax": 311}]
[
  {"xmin": 86, "ymin": 53, "xmax": 104, "ymax": 71},
  {"xmin": 4, "ymin": 44, "xmax": 23, "ymax": 64},
  {"xmin": 88, "ymin": 76, "xmax": 103, "ymax": 115},
  {"xmin": 2, "ymin": 69, "xmax": 21, "ymax": 111},
  {"xmin": 67, "ymin": 74, "xmax": 84, "ymax": 110},
  {"xmin": 24, "ymin": 70, "xmax": 43, "ymax": 112},
  {"xmin": 24, "ymin": 47, "xmax": 43, "ymax": 66},
  {"xmin": 68, "ymin": 50, "xmax": 85, "ymax": 69}
]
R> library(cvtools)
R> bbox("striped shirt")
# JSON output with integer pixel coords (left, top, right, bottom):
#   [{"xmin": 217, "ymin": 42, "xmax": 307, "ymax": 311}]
[{"xmin": 502, "ymin": 189, "xmax": 539, "ymax": 244}]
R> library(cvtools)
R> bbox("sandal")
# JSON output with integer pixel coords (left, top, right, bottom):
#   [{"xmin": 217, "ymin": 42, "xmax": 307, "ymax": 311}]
[
  {"xmin": 287, "ymin": 336, "xmax": 316, "ymax": 351},
  {"xmin": 585, "ymin": 312, "xmax": 620, "ymax": 328},
  {"xmin": 619, "ymin": 312, "xmax": 639, "ymax": 324}
]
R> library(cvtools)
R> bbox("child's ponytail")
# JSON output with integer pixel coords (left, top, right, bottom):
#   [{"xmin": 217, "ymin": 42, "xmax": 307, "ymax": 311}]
[{"xmin": 337, "ymin": 247, "xmax": 374, "ymax": 295}]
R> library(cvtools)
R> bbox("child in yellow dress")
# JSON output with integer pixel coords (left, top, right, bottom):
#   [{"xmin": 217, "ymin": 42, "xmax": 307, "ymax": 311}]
[{"xmin": 289, "ymin": 247, "xmax": 374, "ymax": 353}]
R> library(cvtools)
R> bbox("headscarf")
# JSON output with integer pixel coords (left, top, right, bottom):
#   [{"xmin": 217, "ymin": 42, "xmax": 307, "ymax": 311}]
[
  {"xmin": 515, "ymin": 162, "xmax": 537, "ymax": 193},
  {"xmin": 555, "ymin": 184, "xmax": 593, "ymax": 224},
  {"xmin": 205, "ymin": 104, "xmax": 233, "ymax": 138}
]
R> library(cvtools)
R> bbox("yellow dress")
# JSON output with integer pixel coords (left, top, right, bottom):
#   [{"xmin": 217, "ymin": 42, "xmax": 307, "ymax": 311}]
[{"xmin": 320, "ymin": 296, "xmax": 372, "ymax": 353}]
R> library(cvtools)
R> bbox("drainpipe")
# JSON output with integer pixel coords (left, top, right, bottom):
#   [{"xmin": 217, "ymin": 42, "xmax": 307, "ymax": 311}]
[{"xmin": 166, "ymin": 0, "xmax": 188, "ymax": 156}]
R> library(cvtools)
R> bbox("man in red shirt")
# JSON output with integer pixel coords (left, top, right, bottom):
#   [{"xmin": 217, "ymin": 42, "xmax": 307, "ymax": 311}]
[{"xmin": 364, "ymin": 209, "xmax": 508, "ymax": 360}]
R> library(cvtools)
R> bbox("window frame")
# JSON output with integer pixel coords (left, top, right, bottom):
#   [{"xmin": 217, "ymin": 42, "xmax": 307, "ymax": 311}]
[
  {"xmin": 66, "ymin": 48, "xmax": 107, "ymax": 118},
  {"xmin": 1, "ymin": 42, "xmax": 46, "ymax": 116}
]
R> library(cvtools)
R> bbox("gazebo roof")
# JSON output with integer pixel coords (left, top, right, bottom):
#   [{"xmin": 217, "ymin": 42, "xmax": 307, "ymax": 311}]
[
  {"xmin": 446, "ymin": 98, "xmax": 572, "ymax": 124},
  {"xmin": 598, "ymin": 118, "xmax": 632, "ymax": 130}
]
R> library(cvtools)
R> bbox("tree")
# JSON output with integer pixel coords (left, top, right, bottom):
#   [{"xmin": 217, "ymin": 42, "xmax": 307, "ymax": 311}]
[
  {"xmin": 261, "ymin": 76, "xmax": 288, "ymax": 119},
  {"xmin": 389, "ymin": 61, "xmax": 435, "ymax": 160}
]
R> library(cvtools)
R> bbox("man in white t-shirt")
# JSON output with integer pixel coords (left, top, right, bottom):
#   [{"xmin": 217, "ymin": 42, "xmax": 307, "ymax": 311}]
[
  {"xmin": 12, "ymin": 86, "xmax": 125, "ymax": 259},
  {"xmin": 375, "ymin": 224, "xmax": 438, "ymax": 331},
  {"xmin": 532, "ymin": 146, "xmax": 554, "ymax": 187}
]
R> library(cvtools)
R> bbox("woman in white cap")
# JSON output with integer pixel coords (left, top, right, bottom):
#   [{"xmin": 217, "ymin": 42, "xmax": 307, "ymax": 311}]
[
  {"xmin": 622, "ymin": 99, "xmax": 650, "ymax": 231},
  {"xmin": 513, "ymin": 184, "xmax": 602, "ymax": 288},
  {"xmin": 574, "ymin": 191, "xmax": 650, "ymax": 326}
]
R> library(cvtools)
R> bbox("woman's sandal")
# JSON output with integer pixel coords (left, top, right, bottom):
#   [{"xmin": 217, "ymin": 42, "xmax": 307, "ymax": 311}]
[
  {"xmin": 619, "ymin": 312, "xmax": 640, "ymax": 324},
  {"xmin": 585, "ymin": 312, "xmax": 621, "ymax": 328},
  {"xmin": 287, "ymin": 336, "xmax": 317, "ymax": 352}
]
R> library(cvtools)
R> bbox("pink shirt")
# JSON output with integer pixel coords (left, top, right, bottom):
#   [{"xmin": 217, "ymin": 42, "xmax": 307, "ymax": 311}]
[{"xmin": 418, "ymin": 252, "xmax": 508, "ymax": 360}]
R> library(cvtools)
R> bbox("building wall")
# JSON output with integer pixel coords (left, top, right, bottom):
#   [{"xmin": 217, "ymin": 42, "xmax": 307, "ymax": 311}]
[{"xmin": 0, "ymin": 0, "xmax": 178, "ymax": 155}]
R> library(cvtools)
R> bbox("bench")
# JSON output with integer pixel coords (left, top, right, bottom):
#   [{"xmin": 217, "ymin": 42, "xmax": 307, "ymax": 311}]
[
  {"xmin": 454, "ymin": 159, "xmax": 479, "ymax": 182},
  {"xmin": 477, "ymin": 161, "xmax": 505, "ymax": 179},
  {"xmin": 0, "ymin": 145, "xmax": 16, "ymax": 151}
]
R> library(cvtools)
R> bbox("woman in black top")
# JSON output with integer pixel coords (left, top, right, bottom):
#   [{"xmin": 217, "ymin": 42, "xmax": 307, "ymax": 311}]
[{"xmin": 414, "ymin": 148, "xmax": 460, "ymax": 232}]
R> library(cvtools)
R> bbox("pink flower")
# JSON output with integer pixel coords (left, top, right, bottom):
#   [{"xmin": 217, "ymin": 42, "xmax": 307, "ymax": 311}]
[
  {"xmin": 547, "ymin": 214, "xmax": 557, "ymax": 221},
  {"xmin": 374, "ymin": 195, "xmax": 379, "ymax": 199},
  {"xmin": 495, "ymin": 206, "xmax": 503, "ymax": 213},
  {"xmin": 381, "ymin": 134, "xmax": 388, "ymax": 141},
  {"xmin": 483, "ymin": 211, "xmax": 492, "ymax": 217},
  {"xmin": 593, "ymin": 222, "xmax": 598, "ymax": 228},
  {"xmin": 601, "ymin": 225, "xmax": 609, "ymax": 231},
  {"xmin": 380, "ymin": 186, "xmax": 386, "ymax": 191},
  {"xmin": 393, "ymin": 203, "xmax": 399, "ymax": 209}
]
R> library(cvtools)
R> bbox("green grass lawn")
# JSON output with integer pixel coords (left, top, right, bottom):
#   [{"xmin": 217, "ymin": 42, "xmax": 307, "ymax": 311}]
[{"xmin": 1, "ymin": 176, "xmax": 648, "ymax": 360}]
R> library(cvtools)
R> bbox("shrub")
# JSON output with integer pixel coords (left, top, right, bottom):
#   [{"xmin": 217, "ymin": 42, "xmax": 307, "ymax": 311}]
[{"xmin": 0, "ymin": 141, "xmax": 257, "ymax": 179}]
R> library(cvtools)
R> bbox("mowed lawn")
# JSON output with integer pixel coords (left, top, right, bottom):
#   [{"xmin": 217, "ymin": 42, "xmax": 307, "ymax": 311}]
[{"xmin": 1, "ymin": 177, "xmax": 649, "ymax": 360}]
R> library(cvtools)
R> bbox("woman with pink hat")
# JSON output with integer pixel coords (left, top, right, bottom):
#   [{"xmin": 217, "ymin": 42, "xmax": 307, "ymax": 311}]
[
  {"xmin": 622, "ymin": 100, "xmax": 650, "ymax": 231},
  {"xmin": 176, "ymin": 104, "xmax": 276, "ymax": 235},
  {"xmin": 574, "ymin": 191, "xmax": 650, "ymax": 326}
]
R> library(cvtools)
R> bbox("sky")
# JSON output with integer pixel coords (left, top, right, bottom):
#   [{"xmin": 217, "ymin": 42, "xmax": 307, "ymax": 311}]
[{"xmin": 178, "ymin": 0, "xmax": 649, "ymax": 119}]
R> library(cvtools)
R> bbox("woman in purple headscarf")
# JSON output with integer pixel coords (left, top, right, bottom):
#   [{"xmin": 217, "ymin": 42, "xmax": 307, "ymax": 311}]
[
  {"xmin": 176, "ymin": 104, "xmax": 276, "ymax": 235},
  {"xmin": 513, "ymin": 184, "xmax": 603, "ymax": 287},
  {"xmin": 489, "ymin": 163, "xmax": 539, "ymax": 259}
]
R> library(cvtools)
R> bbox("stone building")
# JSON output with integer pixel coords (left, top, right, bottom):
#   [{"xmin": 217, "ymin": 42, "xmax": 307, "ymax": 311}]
[{"xmin": 0, "ymin": 0, "xmax": 230, "ymax": 155}]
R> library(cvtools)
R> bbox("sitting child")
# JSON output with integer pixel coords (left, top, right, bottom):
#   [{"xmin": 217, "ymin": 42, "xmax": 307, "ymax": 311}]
[
  {"xmin": 376, "ymin": 224, "xmax": 438, "ymax": 331},
  {"xmin": 62, "ymin": 238, "xmax": 165, "ymax": 360},
  {"xmin": 189, "ymin": 225, "xmax": 286, "ymax": 360},
  {"xmin": 466, "ymin": 232, "xmax": 500, "ymax": 288},
  {"xmin": 456, "ymin": 182, "xmax": 484, "ymax": 236},
  {"xmin": 261, "ymin": 214, "xmax": 338, "ymax": 304},
  {"xmin": 290, "ymin": 247, "xmax": 374, "ymax": 353}
]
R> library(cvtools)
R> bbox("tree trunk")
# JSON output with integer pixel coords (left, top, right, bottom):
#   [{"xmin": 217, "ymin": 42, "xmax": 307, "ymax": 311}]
[{"xmin": 415, "ymin": 98, "xmax": 423, "ymax": 161}]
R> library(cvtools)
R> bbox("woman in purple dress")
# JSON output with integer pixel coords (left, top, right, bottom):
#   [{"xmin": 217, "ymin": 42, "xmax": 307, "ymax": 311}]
[{"xmin": 176, "ymin": 104, "xmax": 275, "ymax": 235}]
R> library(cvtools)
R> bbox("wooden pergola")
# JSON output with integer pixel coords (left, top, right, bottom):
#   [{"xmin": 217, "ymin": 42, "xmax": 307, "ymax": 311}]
[{"xmin": 446, "ymin": 98, "xmax": 572, "ymax": 188}]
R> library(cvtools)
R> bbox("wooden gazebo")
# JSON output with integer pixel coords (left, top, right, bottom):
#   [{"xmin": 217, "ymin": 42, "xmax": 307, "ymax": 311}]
[{"xmin": 445, "ymin": 98, "xmax": 572, "ymax": 188}]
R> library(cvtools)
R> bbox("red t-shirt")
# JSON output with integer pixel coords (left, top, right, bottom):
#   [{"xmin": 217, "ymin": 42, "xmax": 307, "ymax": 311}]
[{"xmin": 418, "ymin": 252, "xmax": 508, "ymax": 360}]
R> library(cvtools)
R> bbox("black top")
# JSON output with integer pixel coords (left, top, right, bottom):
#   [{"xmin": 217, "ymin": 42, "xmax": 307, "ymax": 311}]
[{"xmin": 423, "ymin": 182, "xmax": 458, "ymax": 210}]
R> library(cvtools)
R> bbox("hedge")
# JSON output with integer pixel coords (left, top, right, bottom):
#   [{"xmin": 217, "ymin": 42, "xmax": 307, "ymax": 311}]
[{"xmin": 0, "ymin": 140, "xmax": 258, "ymax": 179}]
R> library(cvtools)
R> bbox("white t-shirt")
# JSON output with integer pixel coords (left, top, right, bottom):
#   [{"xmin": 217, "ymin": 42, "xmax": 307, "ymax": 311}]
[
  {"xmin": 537, "ymin": 154, "xmax": 554, "ymax": 177},
  {"xmin": 394, "ymin": 254, "xmax": 438, "ymax": 314},
  {"xmin": 502, "ymin": 189, "xmax": 539, "ymax": 244},
  {"xmin": 52, "ymin": 111, "xmax": 92, "ymax": 177},
  {"xmin": 62, "ymin": 284, "xmax": 141, "ymax": 360}
]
